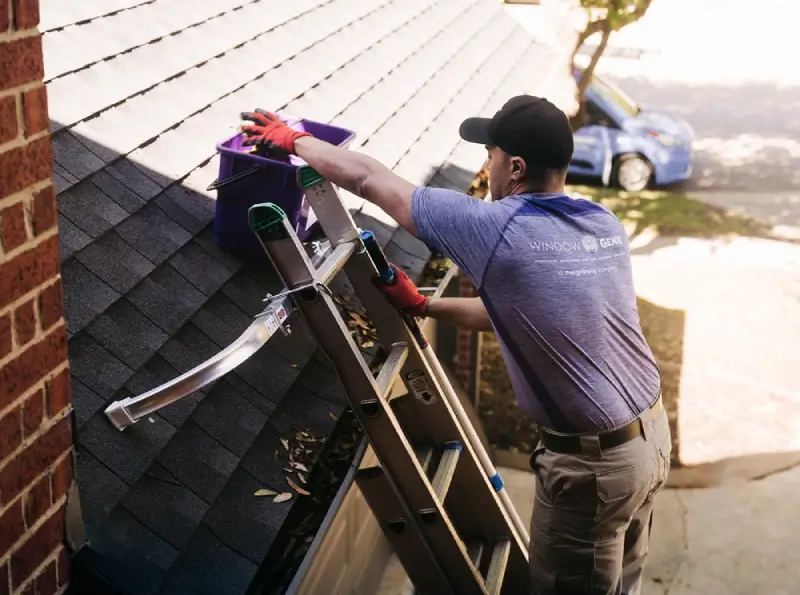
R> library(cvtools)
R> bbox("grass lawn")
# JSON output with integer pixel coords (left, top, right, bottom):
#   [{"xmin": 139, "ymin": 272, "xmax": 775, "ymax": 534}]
[
  {"xmin": 568, "ymin": 184, "xmax": 772, "ymax": 239},
  {"xmin": 476, "ymin": 183, "xmax": 768, "ymax": 458}
]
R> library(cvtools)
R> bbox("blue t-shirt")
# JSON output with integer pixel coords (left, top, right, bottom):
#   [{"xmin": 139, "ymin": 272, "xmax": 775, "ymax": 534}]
[{"xmin": 411, "ymin": 187, "xmax": 661, "ymax": 433}]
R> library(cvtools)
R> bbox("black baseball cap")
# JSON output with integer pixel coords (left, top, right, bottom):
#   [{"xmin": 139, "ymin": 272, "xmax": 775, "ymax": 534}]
[{"xmin": 459, "ymin": 95, "xmax": 574, "ymax": 170}]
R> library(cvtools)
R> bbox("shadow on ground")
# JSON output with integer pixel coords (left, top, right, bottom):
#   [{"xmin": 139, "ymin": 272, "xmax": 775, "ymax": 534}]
[{"xmin": 637, "ymin": 297, "xmax": 684, "ymax": 465}]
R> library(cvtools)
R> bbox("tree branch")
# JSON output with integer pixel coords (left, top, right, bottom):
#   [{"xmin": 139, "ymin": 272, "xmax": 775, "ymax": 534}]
[
  {"xmin": 570, "ymin": 17, "xmax": 607, "ymax": 71},
  {"xmin": 577, "ymin": 18, "xmax": 612, "ymax": 98}
]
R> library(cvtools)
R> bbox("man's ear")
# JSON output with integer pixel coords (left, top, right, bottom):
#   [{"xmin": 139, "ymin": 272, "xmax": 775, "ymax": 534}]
[{"xmin": 510, "ymin": 156, "xmax": 527, "ymax": 181}]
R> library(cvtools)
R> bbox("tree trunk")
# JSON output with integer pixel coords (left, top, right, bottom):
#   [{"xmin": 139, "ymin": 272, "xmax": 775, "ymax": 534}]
[
  {"xmin": 577, "ymin": 19, "xmax": 612, "ymax": 99},
  {"xmin": 569, "ymin": 19, "xmax": 613, "ymax": 132},
  {"xmin": 569, "ymin": 19, "xmax": 604, "ymax": 74}
]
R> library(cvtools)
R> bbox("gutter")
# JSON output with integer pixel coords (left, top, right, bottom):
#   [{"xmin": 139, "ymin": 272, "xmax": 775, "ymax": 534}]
[{"xmin": 284, "ymin": 437, "xmax": 369, "ymax": 595}]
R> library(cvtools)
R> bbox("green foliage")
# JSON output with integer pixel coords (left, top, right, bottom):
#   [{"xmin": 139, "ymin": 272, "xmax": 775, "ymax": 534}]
[
  {"xmin": 569, "ymin": 0, "xmax": 654, "ymax": 127},
  {"xmin": 580, "ymin": 0, "xmax": 653, "ymax": 32}
]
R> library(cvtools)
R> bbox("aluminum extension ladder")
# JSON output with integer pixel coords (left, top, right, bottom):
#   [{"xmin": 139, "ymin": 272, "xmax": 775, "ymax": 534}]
[
  {"xmin": 249, "ymin": 166, "xmax": 530, "ymax": 595},
  {"xmin": 104, "ymin": 165, "xmax": 531, "ymax": 595}
]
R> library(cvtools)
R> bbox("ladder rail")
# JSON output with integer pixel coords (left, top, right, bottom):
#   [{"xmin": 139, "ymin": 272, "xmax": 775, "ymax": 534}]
[
  {"xmin": 251, "ymin": 208, "xmax": 490, "ymax": 595},
  {"xmin": 336, "ymin": 223, "xmax": 530, "ymax": 561},
  {"xmin": 356, "ymin": 465, "xmax": 456, "ymax": 595},
  {"xmin": 358, "ymin": 212, "xmax": 529, "ymax": 547},
  {"xmin": 421, "ymin": 340, "xmax": 530, "ymax": 544},
  {"xmin": 285, "ymin": 170, "xmax": 530, "ymax": 593}
]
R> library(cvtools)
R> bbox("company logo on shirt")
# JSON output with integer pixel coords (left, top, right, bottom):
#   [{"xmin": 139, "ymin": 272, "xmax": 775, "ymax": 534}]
[
  {"xmin": 581, "ymin": 234, "xmax": 598, "ymax": 253},
  {"xmin": 529, "ymin": 234, "xmax": 623, "ymax": 253}
]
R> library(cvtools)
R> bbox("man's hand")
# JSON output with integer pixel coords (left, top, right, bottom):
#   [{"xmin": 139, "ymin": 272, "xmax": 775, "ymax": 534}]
[
  {"xmin": 373, "ymin": 264, "xmax": 429, "ymax": 317},
  {"xmin": 239, "ymin": 109, "xmax": 311, "ymax": 153}
]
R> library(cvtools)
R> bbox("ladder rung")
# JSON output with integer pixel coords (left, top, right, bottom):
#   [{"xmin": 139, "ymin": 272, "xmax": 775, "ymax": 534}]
[
  {"xmin": 356, "ymin": 466, "xmax": 456, "ymax": 595},
  {"xmin": 314, "ymin": 240, "xmax": 355, "ymax": 285},
  {"xmin": 485, "ymin": 540, "xmax": 511, "ymax": 595},
  {"xmin": 375, "ymin": 343, "xmax": 409, "ymax": 399},
  {"xmin": 416, "ymin": 446, "xmax": 434, "ymax": 473},
  {"xmin": 431, "ymin": 442, "xmax": 462, "ymax": 501},
  {"xmin": 467, "ymin": 542, "xmax": 484, "ymax": 569}
]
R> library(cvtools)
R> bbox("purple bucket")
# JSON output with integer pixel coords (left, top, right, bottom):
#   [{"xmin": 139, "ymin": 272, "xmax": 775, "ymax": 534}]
[{"xmin": 211, "ymin": 114, "xmax": 355, "ymax": 257}]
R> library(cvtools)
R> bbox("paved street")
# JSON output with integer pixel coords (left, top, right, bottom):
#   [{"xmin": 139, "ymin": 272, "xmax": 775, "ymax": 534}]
[{"xmin": 588, "ymin": 0, "xmax": 800, "ymax": 235}]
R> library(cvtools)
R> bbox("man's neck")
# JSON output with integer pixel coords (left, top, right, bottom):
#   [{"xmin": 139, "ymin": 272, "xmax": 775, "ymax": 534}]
[{"xmin": 514, "ymin": 181, "xmax": 565, "ymax": 195}]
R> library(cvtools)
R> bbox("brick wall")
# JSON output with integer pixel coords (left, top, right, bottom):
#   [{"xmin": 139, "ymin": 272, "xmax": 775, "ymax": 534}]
[{"xmin": 0, "ymin": 1, "xmax": 73, "ymax": 593}]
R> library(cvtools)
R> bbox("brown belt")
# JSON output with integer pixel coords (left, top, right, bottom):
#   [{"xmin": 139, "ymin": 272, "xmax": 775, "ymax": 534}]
[{"xmin": 539, "ymin": 395, "xmax": 663, "ymax": 455}]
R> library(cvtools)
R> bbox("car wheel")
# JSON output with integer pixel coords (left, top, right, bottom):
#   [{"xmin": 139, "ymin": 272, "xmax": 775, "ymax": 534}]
[{"xmin": 613, "ymin": 154, "xmax": 653, "ymax": 192}]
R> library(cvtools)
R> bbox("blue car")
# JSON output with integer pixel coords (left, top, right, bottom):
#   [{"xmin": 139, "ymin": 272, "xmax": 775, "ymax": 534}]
[{"xmin": 568, "ymin": 70, "xmax": 694, "ymax": 192}]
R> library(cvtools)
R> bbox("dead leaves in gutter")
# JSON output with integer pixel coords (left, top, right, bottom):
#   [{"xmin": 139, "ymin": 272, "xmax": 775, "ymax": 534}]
[
  {"xmin": 257, "ymin": 425, "xmax": 333, "ymax": 503},
  {"xmin": 334, "ymin": 294, "xmax": 378, "ymax": 350}
]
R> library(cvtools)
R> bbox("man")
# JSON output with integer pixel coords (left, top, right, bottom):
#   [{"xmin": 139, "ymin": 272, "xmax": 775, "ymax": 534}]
[{"xmin": 240, "ymin": 96, "xmax": 671, "ymax": 594}]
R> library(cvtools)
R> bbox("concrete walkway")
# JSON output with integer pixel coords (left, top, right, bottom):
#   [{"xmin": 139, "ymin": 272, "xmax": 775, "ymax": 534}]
[
  {"xmin": 501, "ymin": 464, "xmax": 800, "ymax": 595},
  {"xmin": 628, "ymin": 236, "xmax": 800, "ymax": 467}
]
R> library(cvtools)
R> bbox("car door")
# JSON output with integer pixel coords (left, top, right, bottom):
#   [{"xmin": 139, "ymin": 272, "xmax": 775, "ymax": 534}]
[{"xmin": 569, "ymin": 99, "xmax": 615, "ymax": 184}]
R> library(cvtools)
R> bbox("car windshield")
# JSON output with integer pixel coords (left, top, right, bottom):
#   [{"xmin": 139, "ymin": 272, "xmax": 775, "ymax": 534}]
[{"xmin": 589, "ymin": 74, "xmax": 640, "ymax": 118}]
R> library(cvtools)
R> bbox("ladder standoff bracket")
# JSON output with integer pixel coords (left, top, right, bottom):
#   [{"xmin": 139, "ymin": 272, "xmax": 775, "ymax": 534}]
[{"xmin": 262, "ymin": 280, "xmax": 332, "ymax": 307}]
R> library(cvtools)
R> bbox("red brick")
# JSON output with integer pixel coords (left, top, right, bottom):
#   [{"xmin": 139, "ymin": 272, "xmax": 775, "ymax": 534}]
[
  {"xmin": 37, "ymin": 279, "xmax": 61, "ymax": 331},
  {"xmin": 0, "ymin": 234, "xmax": 60, "ymax": 311},
  {"xmin": 0, "ymin": 499, "xmax": 25, "ymax": 554},
  {"xmin": 0, "ymin": 134, "xmax": 52, "ymax": 199},
  {"xmin": 10, "ymin": 503, "xmax": 64, "ymax": 589},
  {"xmin": 22, "ymin": 389, "xmax": 43, "ymax": 437},
  {"xmin": 32, "ymin": 185, "xmax": 55, "ymax": 236},
  {"xmin": 0, "ymin": 323, "xmax": 66, "ymax": 412},
  {"xmin": 0, "ymin": 561, "xmax": 8, "ymax": 595},
  {"xmin": 22, "ymin": 86, "xmax": 47, "ymax": 138},
  {"xmin": 0, "ymin": 0, "xmax": 8, "ymax": 33},
  {"xmin": 23, "ymin": 473, "xmax": 50, "ymax": 528},
  {"xmin": 14, "ymin": 298, "xmax": 36, "ymax": 346},
  {"xmin": 34, "ymin": 560, "xmax": 57, "ymax": 595},
  {"xmin": 0, "ymin": 313, "xmax": 10, "ymax": 359},
  {"xmin": 0, "ymin": 201, "xmax": 27, "ymax": 252},
  {"xmin": 0, "ymin": 96, "xmax": 17, "ymax": 144},
  {"xmin": 47, "ymin": 368, "xmax": 69, "ymax": 417},
  {"xmin": 0, "ymin": 416, "xmax": 71, "ymax": 505},
  {"xmin": 0, "ymin": 36, "xmax": 44, "ymax": 92},
  {"xmin": 51, "ymin": 455, "xmax": 70, "ymax": 502},
  {"xmin": 0, "ymin": 405, "xmax": 21, "ymax": 460},
  {"xmin": 13, "ymin": 0, "xmax": 40, "ymax": 32},
  {"xmin": 56, "ymin": 547, "xmax": 69, "ymax": 587}
]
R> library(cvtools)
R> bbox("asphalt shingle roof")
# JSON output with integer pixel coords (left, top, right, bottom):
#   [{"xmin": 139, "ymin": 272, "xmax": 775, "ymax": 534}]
[{"xmin": 45, "ymin": 0, "xmax": 559, "ymax": 592}]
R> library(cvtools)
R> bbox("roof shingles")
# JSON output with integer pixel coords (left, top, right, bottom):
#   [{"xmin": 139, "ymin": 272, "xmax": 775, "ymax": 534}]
[{"xmin": 48, "ymin": 0, "xmax": 559, "ymax": 590}]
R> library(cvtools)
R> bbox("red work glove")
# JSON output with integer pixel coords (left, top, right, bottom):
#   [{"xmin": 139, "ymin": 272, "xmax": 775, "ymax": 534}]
[
  {"xmin": 373, "ymin": 264, "xmax": 430, "ymax": 317},
  {"xmin": 239, "ymin": 109, "xmax": 312, "ymax": 154}
]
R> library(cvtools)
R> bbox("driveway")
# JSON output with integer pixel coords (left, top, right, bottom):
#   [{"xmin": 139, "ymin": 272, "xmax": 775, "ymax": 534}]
[{"xmin": 586, "ymin": 0, "xmax": 800, "ymax": 234}]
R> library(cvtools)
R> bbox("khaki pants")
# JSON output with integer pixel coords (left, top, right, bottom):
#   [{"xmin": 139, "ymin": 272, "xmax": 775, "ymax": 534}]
[{"xmin": 528, "ymin": 406, "xmax": 671, "ymax": 594}]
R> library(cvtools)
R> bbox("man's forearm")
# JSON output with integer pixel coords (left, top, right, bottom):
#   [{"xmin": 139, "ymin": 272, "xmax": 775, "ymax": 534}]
[
  {"xmin": 425, "ymin": 297, "xmax": 493, "ymax": 331},
  {"xmin": 294, "ymin": 136, "xmax": 380, "ymax": 197},
  {"xmin": 293, "ymin": 136, "xmax": 417, "ymax": 233}
]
